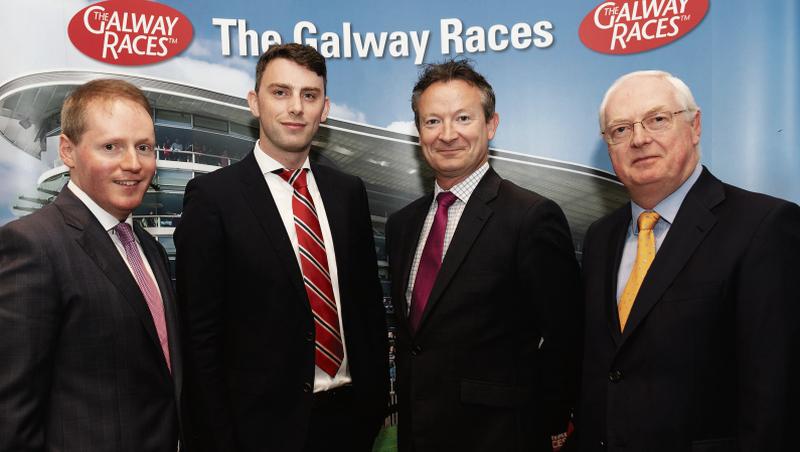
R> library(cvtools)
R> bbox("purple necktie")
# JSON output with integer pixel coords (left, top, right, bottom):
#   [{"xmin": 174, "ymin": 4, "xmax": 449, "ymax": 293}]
[
  {"xmin": 409, "ymin": 191, "xmax": 458, "ymax": 333},
  {"xmin": 114, "ymin": 222, "xmax": 171, "ymax": 372}
]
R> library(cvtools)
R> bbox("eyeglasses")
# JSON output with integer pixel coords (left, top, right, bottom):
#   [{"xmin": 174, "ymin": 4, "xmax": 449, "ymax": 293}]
[{"xmin": 602, "ymin": 110, "xmax": 689, "ymax": 145}]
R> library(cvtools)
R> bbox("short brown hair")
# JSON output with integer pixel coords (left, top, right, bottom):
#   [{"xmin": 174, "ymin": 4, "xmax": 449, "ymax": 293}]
[
  {"xmin": 61, "ymin": 79, "xmax": 152, "ymax": 143},
  {"xmin": 254, "ymin": 43, "xmax": 327, "ymax": 93},
  {"xmin": 411, "ymin": 59, "xmax": 496, "ymax": 128}
]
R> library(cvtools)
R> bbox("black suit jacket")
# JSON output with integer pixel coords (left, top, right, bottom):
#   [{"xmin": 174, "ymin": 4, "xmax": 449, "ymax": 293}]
[
  {"xmin": 386, "ymin": 168, "xmax": 582, "ymax": 452},
  {"xmin": 578, "ymin": 168, "xmax": 800, "ymax": 452},
  {"xmin": 174, "ymin": 151, "xmax": 388, "ymax": 452},
  {"xmin": 0, "ymin": 187, "xmax": 182, "ymax": 452}
]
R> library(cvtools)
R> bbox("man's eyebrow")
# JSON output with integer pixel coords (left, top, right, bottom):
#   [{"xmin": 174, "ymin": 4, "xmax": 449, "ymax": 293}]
[
  {"xmin": 607, "ymin": 105, "xmax": 670, "ymax": 124},
  {"xmin": 266, "ymin": 82, "xmax": 292, "ymax": 90}
]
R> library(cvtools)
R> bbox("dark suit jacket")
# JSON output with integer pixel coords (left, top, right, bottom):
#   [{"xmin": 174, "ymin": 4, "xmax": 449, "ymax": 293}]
[
  {"xmin": 174, "ymin": 151, "xmax": 388, "ymax": 452},
  {"xmin": 578, "ymin": 168, "xmax": 800, "ymax": 452},
  {"xmin": 386, "ymin": 168, "xmax": 582, "ymax": 452},
  {"xmin": 0, "ymin": 187, "xmax": 182, "ymax": 452}
]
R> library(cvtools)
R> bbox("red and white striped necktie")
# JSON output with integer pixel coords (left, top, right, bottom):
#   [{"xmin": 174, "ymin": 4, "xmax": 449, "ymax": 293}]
[{"xmin": 279, "ymin": 168, "xmax": 344, "ymax": 377}]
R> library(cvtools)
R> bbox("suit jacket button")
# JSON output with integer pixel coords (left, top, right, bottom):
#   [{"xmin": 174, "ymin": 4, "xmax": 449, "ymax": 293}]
[
  {"xmin": 303, "ymin": 382, "xmax": 313, "ymax": 393},
  {"xmin": 305, "ymin": 331, "xmax": 313, "ymax": 342},
  {"xmin": 608, "ymin": 370, "xmax": 623, "ymax": 382},
  {"xmin": 411, "ymin": 345, "xmax": 422, "ymax": 356}
]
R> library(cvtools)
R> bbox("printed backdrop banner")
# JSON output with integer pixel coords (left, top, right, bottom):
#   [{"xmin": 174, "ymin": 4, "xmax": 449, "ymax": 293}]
[{"xmin": 0, "ymin": 0, "xmax": 797, "ymax": 229}]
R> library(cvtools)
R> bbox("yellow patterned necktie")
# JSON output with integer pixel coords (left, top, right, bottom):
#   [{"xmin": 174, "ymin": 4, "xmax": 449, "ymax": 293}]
[{"xmin": 618, "ymin": 211, "xmax": 661, "ymax": 331}]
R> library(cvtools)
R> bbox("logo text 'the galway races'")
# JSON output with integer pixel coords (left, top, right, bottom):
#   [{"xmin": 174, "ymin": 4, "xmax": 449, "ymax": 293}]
[
  {"xmin": 68, "ymin": 0, "xmax": 193, "ymax": 65},
  {"xmin": 579, "ymin": 0, "xmax": 708, "ymax": 54}
]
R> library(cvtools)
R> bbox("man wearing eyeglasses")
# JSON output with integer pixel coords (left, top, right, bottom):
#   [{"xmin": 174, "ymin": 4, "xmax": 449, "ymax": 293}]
[{"xmin": 577, "ymin": 70, "xmax": 800, "ymax": 452}]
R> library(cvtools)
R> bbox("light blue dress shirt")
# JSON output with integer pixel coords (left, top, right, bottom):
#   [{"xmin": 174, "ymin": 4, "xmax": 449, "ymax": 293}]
[{"xmin": 615, "ymin": 163, "xmax": 703, "ymax": 303}]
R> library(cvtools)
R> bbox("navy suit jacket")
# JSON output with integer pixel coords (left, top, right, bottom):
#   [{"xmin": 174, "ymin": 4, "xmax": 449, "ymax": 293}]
[
  {"xmin": 175, "ymin": 151, "xmax": 389, "ymax": 452},
  {"xmin": 386, "ymin": 168, "xmax": 582, "ymax": 452},
  {"xmin": 0, "ymin": 187, "xmax": 182, "ymax": 452},
  {"xmin": 578, "ymin": 167, "xmax": 800, "ymax": 452}
]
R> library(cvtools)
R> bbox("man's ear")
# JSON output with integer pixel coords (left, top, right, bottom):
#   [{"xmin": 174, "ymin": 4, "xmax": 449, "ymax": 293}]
[
  {"xmin": 247, "ymin": 90, "xmax": 261, "ymax": 118},
  {"xmin": 487, "ymin": 112, "xmax": 499, "ymax": 141},
  {"xmin": 691, "ymin": 109, "xmax": 702, "ymax": 146},
  {"xmin": 59, "ymin": 134, "xmax": 77, "ymax": 169},
  {"xmin": 320, "ymin": 96, "xmax": 330, "ymax": 123}
]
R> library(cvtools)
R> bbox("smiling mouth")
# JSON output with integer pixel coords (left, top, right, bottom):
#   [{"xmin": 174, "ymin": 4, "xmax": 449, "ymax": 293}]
[{"xmin": 114, "ymin": 180, "xmax": 140, "ymax": 187}]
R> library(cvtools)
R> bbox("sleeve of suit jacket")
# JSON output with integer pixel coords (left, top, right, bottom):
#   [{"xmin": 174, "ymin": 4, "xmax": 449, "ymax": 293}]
[
  {"xmin": 518, "ymin": 198, "xmax": 583, "ymax": 436},
  {"xmin": 0, "ymin": 220, "xmax": 61, "ymax": 451},
  {"xmin": 174, "ymin": 178, "xmax": 236, "ymax": 451},
  {"xmin": 735, "ymin": 201, "xmax": 800, "ymax": 450}
]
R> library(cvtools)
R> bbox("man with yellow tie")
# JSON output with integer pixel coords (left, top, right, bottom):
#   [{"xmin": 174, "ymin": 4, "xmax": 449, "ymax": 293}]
[{"xmin": 577, "ymin": 70, "xmax": 800, "ymax": 452}]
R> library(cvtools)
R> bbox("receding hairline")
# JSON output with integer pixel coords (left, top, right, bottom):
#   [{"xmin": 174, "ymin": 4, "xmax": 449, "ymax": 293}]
[
  {"xmin": 60, "ymin": 78, "xmax": 152, "ymax": 144},
  {"xmin": 598, "ymin": 70, "xmax": 699, "ymax": 130}
]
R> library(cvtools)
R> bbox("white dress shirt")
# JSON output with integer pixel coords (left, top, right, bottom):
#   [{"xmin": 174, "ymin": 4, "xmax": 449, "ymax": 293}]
[
  {"xmin": 67, "ymin": 181, "xmax": 160, "ymax": 287},
  {"xmin": 252, "ymin": 142, "xmax": 351, "ymax": 392}
]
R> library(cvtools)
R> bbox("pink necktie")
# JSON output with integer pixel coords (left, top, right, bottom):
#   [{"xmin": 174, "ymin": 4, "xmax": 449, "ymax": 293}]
[
  {"xmin": 279, "ymin": 168, "xmax": 344, "ymax": 377},
  {"xmin": 409, "ymin": 191, "xmax": 458, "ymax": 333},
  {"xmin": 114, "ymin": 222, "xmax": 171, "ymax": 372}
]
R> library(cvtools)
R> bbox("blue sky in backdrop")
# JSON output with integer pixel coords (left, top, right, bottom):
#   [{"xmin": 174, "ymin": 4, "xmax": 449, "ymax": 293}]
[{"xmin": 0, "ymin": 1, "xmax": 797, "ymax": 225}]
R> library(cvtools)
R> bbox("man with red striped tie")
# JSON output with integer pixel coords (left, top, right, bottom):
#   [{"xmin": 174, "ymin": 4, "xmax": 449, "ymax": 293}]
[{"xmin": 175, "ymin": 43, "xmax": 389, "ymax": 452}]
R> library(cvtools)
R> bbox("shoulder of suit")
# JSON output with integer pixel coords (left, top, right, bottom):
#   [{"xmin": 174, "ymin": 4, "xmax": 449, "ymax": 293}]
[
  {"xmin": 190, "ymin": 159, "xmax": 241, "ymax": 187},
  {"xmin": 311, "ymin": 163, "xmax": 362, "ymax": 186},
  {"xmin": 495, "ymin": 177, "xmax": 555, "ymax": 209},
  {"xmin": 0, "ymin": 202, "xmax": 64, "ymax": 248},
  {"xmin": 3, "ymin": 202, "xmax": 62, "ymax": 231},
  {"xmin": 585, "ymin": 202, "xmax": 629, "ymax": 238},
  {"xmin": 720, "ymin": 181, "xmax": 795, "ymax": 209},
  {"xmin": 388, "ymin": 193, "xmax": 431, "ymax": 223}
]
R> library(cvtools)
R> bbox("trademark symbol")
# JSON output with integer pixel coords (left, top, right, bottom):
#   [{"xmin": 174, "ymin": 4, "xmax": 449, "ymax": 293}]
[
  {"xmin": 169, "ymin": 37, "xmax": 179, "ymax": 44},
  {"xmin": 681, "ymin": 14, "xmax": 692, "ymax": 21}
]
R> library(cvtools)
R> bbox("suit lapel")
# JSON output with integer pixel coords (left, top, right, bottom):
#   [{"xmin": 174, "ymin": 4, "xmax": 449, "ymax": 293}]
[
  {"xmin": 56, "ymin": 189, "xmax": 164, "ymax": 357},
  {"xmin": 137, "ymin": 224, "xmax": 182, "ymax": 386},
  {"xmin": 619, "ymin": 169, "xmax": 723, "ymax": 345},
  {"xmin": 416, "ymin": 169, "xmax": 499, "ymax": 334},
  {"xmin": 394, "ymin": 196, "xmax": 431, "ymax": 327},
  {"xmin": 605, "ymin": 207, "xmax": 631, "ymax": 346},
  {"xmin": 312, "ymin": 164, "xmax": 350, "ymax": 314},
  {"xmin": 237, "ymin": 152, "xmax": 307, "ymax": 308}
]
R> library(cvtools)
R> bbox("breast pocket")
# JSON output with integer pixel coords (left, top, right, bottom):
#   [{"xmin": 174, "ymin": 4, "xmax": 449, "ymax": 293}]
[
  {"xmin": 662, "ymin": 282, "xmax": 721, "ymax": 303},
  {"xmin": 690, "ymin": 437, "xmax": 737, "ymax": 452},
  {"xmin": 460, "ymin": 378, "xmax": 530, "ymax": 408}
]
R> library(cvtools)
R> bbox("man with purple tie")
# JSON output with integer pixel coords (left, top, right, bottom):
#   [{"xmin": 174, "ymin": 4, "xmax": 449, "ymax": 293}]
[
  {"xmin": 385, "ymin": 59, "xmax": 582, "ymax": 452},
  {"xmin": 0, "ymin": 79, "xmax": 181, "ymax": 452}
]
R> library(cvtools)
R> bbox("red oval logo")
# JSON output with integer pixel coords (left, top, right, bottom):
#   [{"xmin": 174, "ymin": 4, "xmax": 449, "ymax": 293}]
[
  {"xmin": 68, "ymin": 0, "xmax": 193, "ymax": 66},
  {"xmin": 579, "ymin": 0, "xmax": 708, "ymax": 55}
]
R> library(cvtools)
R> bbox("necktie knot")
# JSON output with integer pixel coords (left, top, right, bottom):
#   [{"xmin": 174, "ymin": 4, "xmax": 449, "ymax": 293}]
[
  {"xmin": 114, "ymin": 222, "xmax": 135, "ymax": 246},
  {"xmin": 279, "ymin": 168, "xmax": 309, "ymax": 189},
  {"xmin": 638, "ymin": 211, "xmax": 660, "ymax": 232},
  {"xmin": 436, "ymin": 191, "xmax": 458, "ymax": 209}
]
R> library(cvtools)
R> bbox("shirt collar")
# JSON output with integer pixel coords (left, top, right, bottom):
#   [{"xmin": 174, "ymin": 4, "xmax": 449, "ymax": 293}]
[
  {"xmin": 630, "ymin": 162, "xmax": 703, "ymax": 233},
  {"xmin": 67, "ymin": 180, "xmax": 134, "ymax": 232},
  {"xmin": 433, "ymin": 162, "xmax": 490, "ymax": 203},
  {"xmin": 253, "ymin": 140, "xmax": 311, "ymax": 174}
]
